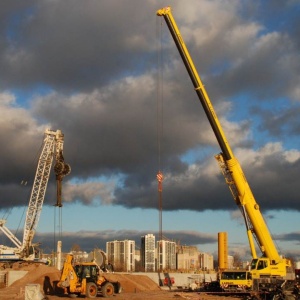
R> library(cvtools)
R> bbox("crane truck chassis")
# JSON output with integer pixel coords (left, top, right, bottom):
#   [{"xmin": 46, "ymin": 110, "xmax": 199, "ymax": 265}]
[
  {"xmin": 157, "ymin": 6, "xmax": 294, "ymax": 300},
  {"xmin": 58, "ymin": 254, "xmax": 122, "ymax": 298},
  {"xmin": 220, "ymin": 270, "xmax": 252, "ymax": 291}
]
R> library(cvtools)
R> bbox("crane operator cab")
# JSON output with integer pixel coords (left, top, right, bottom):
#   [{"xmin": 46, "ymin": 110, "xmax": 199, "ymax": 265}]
[
  {"xmin": 250, "ymin": 257, "xmax": 288, "ymax": 279},
  {"xmin": 251, "ymin": 259, "xmax": 268, "ymax": 271}
]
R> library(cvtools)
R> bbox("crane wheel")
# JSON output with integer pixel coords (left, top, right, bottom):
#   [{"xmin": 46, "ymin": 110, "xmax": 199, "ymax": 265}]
[
  {"xmin": 101, "ymin": 282, "xmax": 114, "ymax": 298},
  {"xmin": 114, "ymin": 282, "xmax": 122, "ymax": 294},
  {"xmin": 86, "ymin": 282, "xmax": 98, "ymax": 298}
]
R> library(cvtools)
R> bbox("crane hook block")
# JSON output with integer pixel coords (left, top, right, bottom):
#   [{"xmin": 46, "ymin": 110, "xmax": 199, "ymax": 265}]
[{"xmin": 157, "ymin": 171, "xmax": 164, "ymax": 192}]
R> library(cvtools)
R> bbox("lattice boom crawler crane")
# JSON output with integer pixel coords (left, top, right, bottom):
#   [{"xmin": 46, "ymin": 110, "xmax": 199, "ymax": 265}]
[{"xmin": 0, "ymin": 129, "xmax": 71, "ymax": 263}]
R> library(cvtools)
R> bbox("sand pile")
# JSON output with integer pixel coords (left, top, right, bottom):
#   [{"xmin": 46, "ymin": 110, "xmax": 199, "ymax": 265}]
[
  {"xmin": 0, "ymin": 264, "xmax": 160, "ymax": 299},
  {"xmin": 104, "ymin": 273, "xmax": 160, "ymax": 293},
  {"xmin": 0, "ymin": 264, "xmax": 61, "ymax": 299}
]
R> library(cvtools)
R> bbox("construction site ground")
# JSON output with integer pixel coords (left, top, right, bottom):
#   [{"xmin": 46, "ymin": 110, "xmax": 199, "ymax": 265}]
[{"xmin": 0, "ymin": 264, "xmax": 239, "ymax": 300}]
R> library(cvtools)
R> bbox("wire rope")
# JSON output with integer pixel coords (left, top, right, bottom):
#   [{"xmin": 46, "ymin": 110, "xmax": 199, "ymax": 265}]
[
  {"xmin": 156, "ymin": 16, "xmax": 164, "ymax": 172},
  {"xmin": 53, "ymin": 206, "xmax": 56, "ymax": 257},
  {"xmin": 156, "ymin": 16, "xmax": 164, "ymax": 244},
  {"xmin": 53, "ymin": 204, "xmax": 63, "ymax": 264}
]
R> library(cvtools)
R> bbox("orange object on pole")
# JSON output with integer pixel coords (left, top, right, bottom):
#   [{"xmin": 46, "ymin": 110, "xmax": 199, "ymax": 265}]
[{"xmin": 156, "ymin": 171, "xmax": 164, "ymax": 192}]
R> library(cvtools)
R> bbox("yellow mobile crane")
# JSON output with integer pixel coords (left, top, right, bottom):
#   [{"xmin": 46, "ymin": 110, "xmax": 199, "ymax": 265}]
[{"xmin": 156, "ymin": 6, "xmax": 291, "ymax": 280}]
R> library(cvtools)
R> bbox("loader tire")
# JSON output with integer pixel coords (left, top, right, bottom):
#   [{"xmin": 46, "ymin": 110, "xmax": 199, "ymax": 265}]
[
  {"xmin": 101, "ymin": 282, "xmax": 114, "ymax": 298},
  {"xmin": 86, "ymin": 282, "xmax": 98, "ymax": 298}
]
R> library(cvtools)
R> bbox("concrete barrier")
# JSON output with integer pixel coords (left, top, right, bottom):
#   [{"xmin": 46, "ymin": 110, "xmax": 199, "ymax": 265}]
[
  {"xmin": 7, "ymin": 270, "xmax": 28, "ymax": 287},
  {"xmin": 130, "ymin": 272, "xmax": 217, "ymax": 289}
]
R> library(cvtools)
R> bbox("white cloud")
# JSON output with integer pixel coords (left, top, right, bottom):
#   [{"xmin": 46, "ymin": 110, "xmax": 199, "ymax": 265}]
[{"xmin": 63, "ymin": 180, "xmax": 116, "ymax": 205}]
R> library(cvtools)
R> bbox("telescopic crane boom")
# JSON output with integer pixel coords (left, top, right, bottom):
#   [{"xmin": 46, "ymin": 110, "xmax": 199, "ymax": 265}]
[{"xmin": 157, "ymin": 6, "xmax": 290, "ymax": 279}]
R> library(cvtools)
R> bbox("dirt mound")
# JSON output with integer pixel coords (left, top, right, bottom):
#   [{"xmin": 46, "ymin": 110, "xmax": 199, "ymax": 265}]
[
  {"xmin": 0, "ymin": 264, "xmax": 61, "ymax": 299},
  {"xmin": 104, "ymin": 273, "xmax": 160, "ymax": 293},
  {"xmin": 0, "ymin": 264, "xmax": 160, "ymax": 299},
  {"xmin": 13, "ymin": 264, "xmax": 61, "ymax": 286}
]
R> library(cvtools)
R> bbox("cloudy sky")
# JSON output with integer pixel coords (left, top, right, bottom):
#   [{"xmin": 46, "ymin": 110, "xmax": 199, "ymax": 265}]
[{"xmin": 1, "ymin": 0, "xmax": 300, "ymax": 263}]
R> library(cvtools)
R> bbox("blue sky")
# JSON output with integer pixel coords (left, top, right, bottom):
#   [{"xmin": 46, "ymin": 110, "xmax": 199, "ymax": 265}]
[{"xmin": 1, "ymin": 0, "xmax": 300, "ymax": 263}]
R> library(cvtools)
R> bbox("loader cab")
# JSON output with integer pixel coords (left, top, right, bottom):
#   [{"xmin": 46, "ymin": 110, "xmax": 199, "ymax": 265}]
[{"xmin": 75, "ymin": 264, "xmax": 99, "ymax": 282}]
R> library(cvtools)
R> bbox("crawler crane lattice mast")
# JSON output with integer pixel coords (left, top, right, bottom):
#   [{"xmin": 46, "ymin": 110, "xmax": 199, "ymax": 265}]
[{"xmin": 0, "ymin": 129, "xmax": 71, "ymax": 261}]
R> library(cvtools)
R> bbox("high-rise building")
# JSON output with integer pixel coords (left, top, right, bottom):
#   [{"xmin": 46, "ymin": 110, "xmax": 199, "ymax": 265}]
[
  {"xmin": 106, "ymin": 240, "xmax": 135, "ymax": 272},
  {"xmin": 199, "ymin": 252, "xmax": 214, "ymax": 271},
  {"xmin": 157, "ymin": 240, "xmax": 176, "ymax": 271},
  {"xmin": 141, "ymin": 234, "xmax": 156, "ymax": 272},
  {"xmin": 227, "ymin": 255, "xmax": 234, "ymax": 269}
]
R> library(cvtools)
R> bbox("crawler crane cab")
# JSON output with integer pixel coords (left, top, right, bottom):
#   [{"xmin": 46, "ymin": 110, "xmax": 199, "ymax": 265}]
[{"xmin": 156, "ymin": 6, "xmax": 291, "ymax": 280}]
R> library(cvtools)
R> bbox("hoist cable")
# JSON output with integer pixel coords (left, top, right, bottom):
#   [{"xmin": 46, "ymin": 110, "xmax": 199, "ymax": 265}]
[
  {"xmin": 156, "ymin": 16, "xmax": 164, "ymax": 243},
  {"xmin": 156, "ymin": 17, "xmax": 164, "ymax": 172},
  {"xmin": 53, "ymin": 205, "xmax": 63, "ymax": 260},
  {"xmin": 59, "ymin": 206, "xmax": 62, "ymax": 240},
  {"xmin": 53, "ymin": 206, "xmax": 56, "ymax": 256}
]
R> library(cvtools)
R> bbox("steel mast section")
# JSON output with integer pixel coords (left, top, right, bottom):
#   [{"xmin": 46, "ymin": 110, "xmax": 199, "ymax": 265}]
[
  {"xmin": 156, "ymin": 6, "xmax": 290, "ymax": 278},
  {"xmin": 21, "ymin": 129, "xmax": 71, "ymax": 259}
]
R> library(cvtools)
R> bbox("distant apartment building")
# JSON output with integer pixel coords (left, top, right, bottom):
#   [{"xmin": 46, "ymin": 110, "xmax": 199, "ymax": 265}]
[
  {"xmin": 141, "ymin": 234, "xmax": 156, "ymax": 272},
  {"xmin": 177, "ymin": 245, "xmax": 200, "ymax": 271},
  {"xmin": 157, "ymin": 240, "xmax": 176, "ymax": 271},
  {"xmin": 135, "ymin": 249, "xmax": 141, "ymax": 265},
  {"xmin": 199, "ymin": 252, "xmax": 214, "ymax": 271},
  {"xmin": 227, "ymin": 255, "xmax": 234, "ymax": 269},
  {"xmin": 106, "ymin": 240, "xmax": 135, "ymax": 272}
]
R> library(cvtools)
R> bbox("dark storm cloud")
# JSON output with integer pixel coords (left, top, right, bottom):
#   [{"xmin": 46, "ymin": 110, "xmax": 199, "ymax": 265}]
[
  {"xmin": 1, "ymin": 1, "xmax": 300, "ymax": 263},
  {"xmin": 213, "ymin": 32, "xmax": 294, "ymax": 101},
  {"xmin": 27, "ymin": 229, "xmax": 300, "ymax": 260},
  {"xmin": 252, "ymin": 105, "xmax": 300, "ymax": 137},
  {"xmin": 274, "ymin": 232, "xmax": 300, "ymax": 242},
  {"xmin": 34, "ymin": 229, "xmax": 217, "ymax": 253},
  {"xmin": 0, "ymin": 0, "xmax": 160, "ymax": 91},
  {"xmin": 4, "ymin": 225, "xmax": 300, "ymax": 259},
  {"xmin": 113, "ymin": 163, "xmax": 234, "ymax": 211},
  {"xmin": 114, "ymin": 145, "xmax": 300, "ymax": 212},
  {"xmin": 31, "ymin": 79, "xmax": 207, "ymax": 175},
  {"xmin": 0, "ymin": 0, "xmax": 300, "ymax": 215}
]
